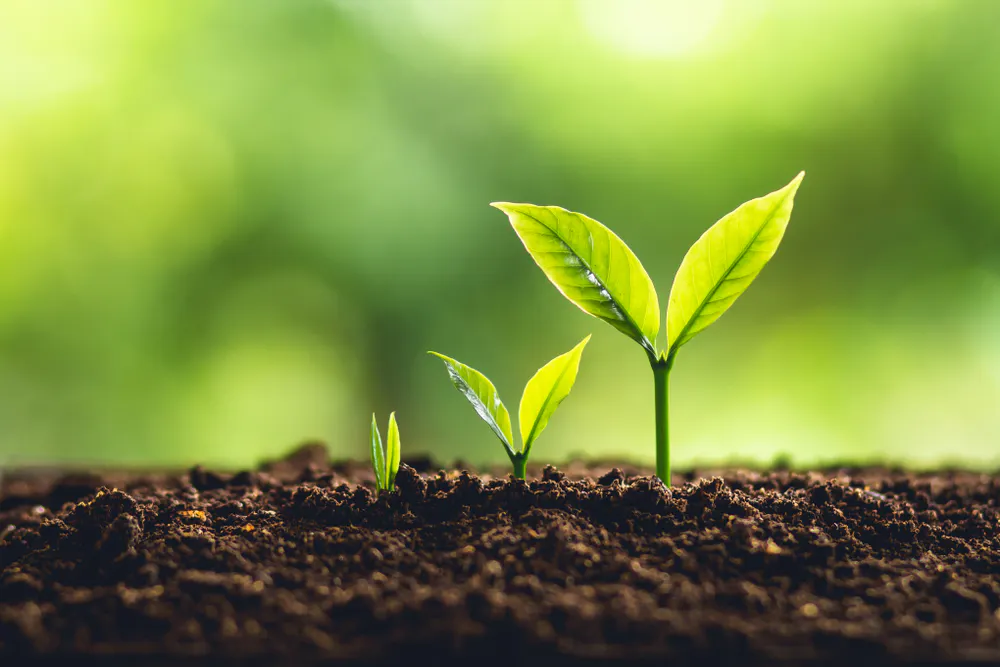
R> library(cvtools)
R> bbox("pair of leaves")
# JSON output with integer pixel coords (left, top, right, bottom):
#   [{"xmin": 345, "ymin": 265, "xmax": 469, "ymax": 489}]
[
  {"xmin": 430, "ymin": 335, "xmax": 590, "ymax": 462},
  {"xmin": 492, "ymin": 172, "xmax": 804, "ymax": 361},
  {"xmin": 370, "ymin": 412, "xmax": 400, "ymax": 493}
]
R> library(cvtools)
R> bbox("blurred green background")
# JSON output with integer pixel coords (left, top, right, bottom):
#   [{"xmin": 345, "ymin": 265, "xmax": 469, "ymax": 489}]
[{"xmin": 0, "ymin": 0, "xmax": 997, "ymax": 470}]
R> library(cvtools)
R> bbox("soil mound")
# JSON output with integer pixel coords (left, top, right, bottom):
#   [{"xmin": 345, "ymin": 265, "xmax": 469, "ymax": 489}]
[{"xmin": 3, "ymin": 453, "xmax": 1000, "ymax": 665}]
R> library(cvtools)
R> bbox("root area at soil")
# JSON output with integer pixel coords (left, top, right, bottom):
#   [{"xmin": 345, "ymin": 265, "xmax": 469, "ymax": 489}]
[{"xmin": 3, "ymin": 449, "xmax": 1000, "ymax": 665}]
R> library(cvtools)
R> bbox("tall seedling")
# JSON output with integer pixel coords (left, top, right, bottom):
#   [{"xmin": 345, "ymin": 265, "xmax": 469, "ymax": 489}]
[{"xmin": 492, "ymin": 173, "xmax": 804, "ymax": 484}]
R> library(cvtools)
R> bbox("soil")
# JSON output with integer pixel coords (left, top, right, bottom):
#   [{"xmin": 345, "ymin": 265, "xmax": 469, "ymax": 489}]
[{"xmin": 3, "ymin": 445, "xmax": 1000, "ymax": 666}]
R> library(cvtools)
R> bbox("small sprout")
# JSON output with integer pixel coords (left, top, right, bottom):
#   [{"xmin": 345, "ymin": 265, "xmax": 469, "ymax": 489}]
[
  {"xmin": 430, "ymin": 336, "xmax": 590, "ymax": 479},
  {"xmin": 370, "ymin": 412, "xmax": 401, "ymax": 495},
  {"xmin": 493, "ymin": 172, "xmax": 804, "ymax": 484}
]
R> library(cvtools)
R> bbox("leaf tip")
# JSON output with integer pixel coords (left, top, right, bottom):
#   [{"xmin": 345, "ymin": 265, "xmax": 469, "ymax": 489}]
[
  {"xmin": 788, "ymin": 171, "xmax": 805, "ymax": 192},
  {"xmin": 490, "ymin": 202, "xmax": 540, "ymax": 219},
  {"xmin": 428, "ymin": 351, "xmax": 454, "ymax": 369}
]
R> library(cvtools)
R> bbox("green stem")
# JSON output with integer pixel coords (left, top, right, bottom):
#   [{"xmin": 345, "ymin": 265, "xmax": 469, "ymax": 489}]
[
  {"xmin": 511, "ymin": 456, "xmax": 527, "ymax": 480},
  {"xmin": 652, "ymin": 358, "xmax": 672, "ymax": 485}
]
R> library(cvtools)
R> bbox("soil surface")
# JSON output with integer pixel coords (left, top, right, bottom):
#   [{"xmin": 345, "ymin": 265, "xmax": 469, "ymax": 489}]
[{"xmin": 3, "ymin": 446, "xmax": 1000, "ymax": 666}]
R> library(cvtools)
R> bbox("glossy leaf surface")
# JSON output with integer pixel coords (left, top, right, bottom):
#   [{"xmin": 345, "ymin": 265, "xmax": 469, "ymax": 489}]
[
  {"xmin": 386, "ymin": 412, "xmax": 401, "ymax": 490},
  {"xmin": 666, "ymin": 172, "xmax": 804, "ymax": 359},
  {"xmin": 492, "ymin": 203, "xmax": 660, "ymax": 355},
  {"xmin": 429, "ymin": 351, "xmax": 516, "ymax": 458},
  {"xmin": 519, "ymin": 335, "xmax": 590, "ymax": 454}
]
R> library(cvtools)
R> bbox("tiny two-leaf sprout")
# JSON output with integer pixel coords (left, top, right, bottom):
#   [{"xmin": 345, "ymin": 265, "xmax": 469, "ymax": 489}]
[
  {"xmin": 370, "ymin": 412, "xmax": 401, "ymax": 495},
  {"xmin": 492, "ymin": 172, "xmax": 804, "ymax": 485},
  {"xmin": 429, "ymin": 336, "xmax": 591, "ymax": 479}
]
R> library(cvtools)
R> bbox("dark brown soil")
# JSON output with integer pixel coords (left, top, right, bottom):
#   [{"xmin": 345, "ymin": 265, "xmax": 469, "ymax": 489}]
[{"xmin": 3, "ymin": 446, "xmax": 1000, "ymax": 666}]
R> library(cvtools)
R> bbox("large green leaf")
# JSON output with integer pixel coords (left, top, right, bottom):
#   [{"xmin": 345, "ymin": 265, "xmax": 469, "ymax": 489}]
[
  {"xmin": 518, "ymin": 335, "xmax": 590, "ymax": 455},
  {"xmin": 666, "ymin": 172, "xmax": 804, "ymax": 360},
  {"xmin": 386, "ymin": 412, "xmax": 401, "ymax": 490},
  {"xmin": 429, "ymin": 351, "xmax": 516, "ymax": 458},
  {"xmin": 369, "ymin": 414, "xmax": 385, "ymax": 491},
  {"xmin": 492, "ymin": 203, "xmax": 660, "ymax": 356}
]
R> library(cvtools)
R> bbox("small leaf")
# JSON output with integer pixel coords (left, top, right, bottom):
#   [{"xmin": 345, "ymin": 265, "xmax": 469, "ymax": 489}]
[
  {"xmin": 518, "ymin": 335, "xmax": 591, "ymax": 455},
  {"xmin": 666, "ymin": 172, "xmax": 804, "ymax": 359},
  {"xmin": 386, "ymin": 412, "xmax": 401, "ymax": 490},
  {"xmin": 370, "ymin": 413, "xmax": 386, "ymax": 491},
  {"xmin": 492, "ymin": 203, "xmax": 660, "ymax": 356},
  {"xmin": 429, "ymin": 351, "xmax": 516, "ymax": 459}
]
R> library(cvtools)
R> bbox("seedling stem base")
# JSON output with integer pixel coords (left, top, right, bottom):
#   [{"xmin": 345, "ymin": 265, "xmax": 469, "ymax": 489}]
[{"xmin": 651, "ymin": 358, "xmax": 672, "ymax": 485}]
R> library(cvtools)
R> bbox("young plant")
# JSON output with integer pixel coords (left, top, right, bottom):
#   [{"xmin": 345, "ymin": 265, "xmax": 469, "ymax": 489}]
[
  {"xmin": 492, "ymin": 173, "xmax": 804, "ymax": 484},
  {"xmin": 429, "ymin": 336, "xmax": 590, "ymax": 479},
  {"xmin": 370, "ymin": 412, "xmax": 401, "ymax": 495}
]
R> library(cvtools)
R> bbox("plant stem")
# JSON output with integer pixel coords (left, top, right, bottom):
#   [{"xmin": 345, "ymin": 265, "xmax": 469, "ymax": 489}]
[
  {"xmin": 512, "ymin": 456, "xmax": 527, "ymax": 480},
  {"xmin": 651, "ymin": 358, "xmax": 672, "ymax": 485}
]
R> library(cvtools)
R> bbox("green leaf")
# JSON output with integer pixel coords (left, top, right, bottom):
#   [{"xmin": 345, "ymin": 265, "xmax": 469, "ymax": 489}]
[
  {"xmin": 492, "ymin": 203, "xmax": 660, "ymax": 356},
  {"xmin": 666, "ymin": 172, "xmax": 804, "ymax": 360},
  {"xmin": 369, "ymin": 413, "xmax": 385, "ymax": 491},
  {"xmin": 518, "ymin": 335, "xmax": 591, "ymax": 455},
  {"xmin": 428, "ymin": 351, "xmax": 516, "ymax": 459},
  {"xmin": 386, "ymin": 412, "xmax": 401, "ymax": 490}
]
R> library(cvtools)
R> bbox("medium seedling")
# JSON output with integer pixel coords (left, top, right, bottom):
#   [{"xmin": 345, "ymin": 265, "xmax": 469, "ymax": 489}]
[
  {"xmin": 370, "ymin": 412, "xmax": 401, "ymax": 495},
  {"xmin": 430, "ymin": 336, "xmax": 590, "ymax": 479},
  {"xmin": 492, "ymin": 173, "xmax": 804, "ymax": 484}
]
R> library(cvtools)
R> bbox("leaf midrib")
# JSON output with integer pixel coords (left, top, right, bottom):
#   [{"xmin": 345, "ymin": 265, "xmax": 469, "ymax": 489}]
[
  {"xmin": 521, "ymin": 209, "xmax": 656, "ymax": 355},
  {"xmin": 667, "ymin": 193, "xmax": 789, "ymax": 360}
]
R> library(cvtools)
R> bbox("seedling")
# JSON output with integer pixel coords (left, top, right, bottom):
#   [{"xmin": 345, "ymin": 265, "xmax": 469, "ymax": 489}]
[
  {"xmin": 492, "ymin": 173, "xmax": 804, "ymax": 484},
  {"xmin": 370, "ymin": 412, "xmax": 401, "ymax": 495},
  {"xmin": 430, "ymin": 336, "xmax": 590, "ymax": 479}
]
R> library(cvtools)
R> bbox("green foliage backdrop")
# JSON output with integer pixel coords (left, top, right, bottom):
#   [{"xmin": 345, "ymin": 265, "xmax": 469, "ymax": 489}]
[{"xmin": 0, "ymin": 0, "xmax": 997, "ymax": 468}]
